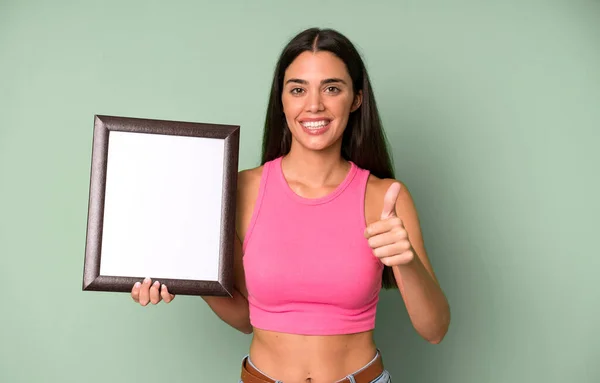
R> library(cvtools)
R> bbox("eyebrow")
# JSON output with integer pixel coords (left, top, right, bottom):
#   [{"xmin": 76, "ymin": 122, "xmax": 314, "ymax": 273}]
[{"xmin": 285, "ymin": 78, "xmax": 347, "ymax": 86}]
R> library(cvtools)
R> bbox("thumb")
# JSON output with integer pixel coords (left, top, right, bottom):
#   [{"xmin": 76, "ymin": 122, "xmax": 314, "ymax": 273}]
[{"xmin": 381, "ymin": 182, "xmax": 401, "ymax": 219}]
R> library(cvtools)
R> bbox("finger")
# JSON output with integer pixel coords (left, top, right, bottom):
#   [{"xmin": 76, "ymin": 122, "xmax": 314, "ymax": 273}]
[
  {"xmin": 365, "ymin": 216, "xmax": 404, "ymax": 237},
  {"xmin": 378, "ymin": 250, "xmax": 415, "ymax": 267},
  {"xmin": 367, "ymin": 231, "xmax": 409, "ymax": 249},
  {"xmin": 381, "ymin": 182, "xmax": 402, "ymax": 219},
  {"xmin": 150, "ymin": 281, "xmax": 162, "ymax": 305},
  {"xmin": 372, "ymin": 240, "xmax": 412, "ymax": 259},
  {"xmin": 160, "ymin": 284, "xmax": 175, "ymax": 303},
  {"xmin": 138, "ymin": 277, "xmax": 151, "ymax": 306},
  {"xmin": 131, "ymin": 281, "xmax": 141, "ymax": 303}
]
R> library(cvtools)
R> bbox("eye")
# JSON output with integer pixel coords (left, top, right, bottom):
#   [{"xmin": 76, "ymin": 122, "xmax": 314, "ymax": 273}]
[
  {"xmin": 290, "ymin": 87, "xmax": 304, "ymax": 95},
  {"xmin": 325, "ymin": 86, "xmax": 340, "ymax": 94}
]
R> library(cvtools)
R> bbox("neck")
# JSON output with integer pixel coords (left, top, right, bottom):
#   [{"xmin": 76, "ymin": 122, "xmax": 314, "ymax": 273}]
[{"xmin": 282, "ymin": 141, "xmax": 349, "ymax": 188}]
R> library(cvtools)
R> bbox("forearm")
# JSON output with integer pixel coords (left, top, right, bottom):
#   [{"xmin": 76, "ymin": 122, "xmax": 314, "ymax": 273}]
[
  {"xmin": 202, "ymin": 288, "xmax": 253, "ymax": 334},
  {"xmin": 393, "ymin": 256, "xmax": 450, "ymax": 344}
]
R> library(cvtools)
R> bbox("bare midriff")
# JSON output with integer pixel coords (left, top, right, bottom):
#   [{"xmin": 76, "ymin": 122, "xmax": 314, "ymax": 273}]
[{"xmin": 248, "ymin": 328, "xmax": 378, "ymax": 383}]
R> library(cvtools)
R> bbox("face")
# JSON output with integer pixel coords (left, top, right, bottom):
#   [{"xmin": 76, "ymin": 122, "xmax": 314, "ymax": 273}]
[{"xmin": 281, "ymin": 50, "xmax": 362, "ymax": 152}]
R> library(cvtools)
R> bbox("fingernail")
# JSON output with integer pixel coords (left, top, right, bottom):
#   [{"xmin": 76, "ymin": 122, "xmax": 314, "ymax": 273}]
[
  {"xmin": 144, "ymin": 277, "xmax": 151, "ymax": 283},
  {"xmin": 134, "ymin": 282, "xmax": 141, "ymax": 288},
  {"xmin": 162, "ymin": 284, "xmax": 166, "ymax": 290},
  {"xmin": 154, "ymin": 281, "xmax": 160, "ymax": 286}
]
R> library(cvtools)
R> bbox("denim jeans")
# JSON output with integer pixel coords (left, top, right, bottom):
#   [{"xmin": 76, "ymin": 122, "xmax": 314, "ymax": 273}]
[{"xmin": 239, "ymin": 350, "xmax": 392, "ymax": 383}]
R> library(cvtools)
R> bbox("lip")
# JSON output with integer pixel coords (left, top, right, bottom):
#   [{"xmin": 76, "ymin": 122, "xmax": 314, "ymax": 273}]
[
  {"xmin": 298, "ymin": 119, "xmax": 332, "ymax": 136},
  {"xmin": 298, "ymin": 117, "xmax": 332, "ymax": 123}
]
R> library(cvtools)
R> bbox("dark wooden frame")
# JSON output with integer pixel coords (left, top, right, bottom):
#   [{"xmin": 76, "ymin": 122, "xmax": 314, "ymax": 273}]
[{"xmin": 82, "ymin": 115, "xmax": 240, "ymax": 297}]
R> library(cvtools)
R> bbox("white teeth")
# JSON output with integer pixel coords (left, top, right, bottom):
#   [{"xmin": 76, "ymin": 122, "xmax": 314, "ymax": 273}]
[{"xmin": 301, "ymin": 120, "xmax": 329, "ymax": 128}]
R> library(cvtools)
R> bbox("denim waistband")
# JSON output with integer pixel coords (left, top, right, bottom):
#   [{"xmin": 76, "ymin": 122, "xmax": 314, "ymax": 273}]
[{"xmin": 241, "ymin": 349, "xmax": 385, "ymax": 383}]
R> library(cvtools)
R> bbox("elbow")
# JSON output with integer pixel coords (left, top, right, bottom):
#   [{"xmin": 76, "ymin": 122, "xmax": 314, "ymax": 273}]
[
  {"xmin": 427, "ymin": 331, "xmax": 447, "ymax": 345},
  {"xmin": 424, "ymin": 308, "xmax": 451, "ymax": 344},
  {"xmin": 235, "ymin": 318, "xmax": 253, "ymax": 334},
  {"xmin": 423, "ymin": 325, "xmax": 449, "ymax": 345}
]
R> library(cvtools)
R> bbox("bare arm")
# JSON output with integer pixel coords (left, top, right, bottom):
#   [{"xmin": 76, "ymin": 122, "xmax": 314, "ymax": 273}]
[
  {"xmin": 201, "ymin": 233, "xmax": 252, "ymax": 334},
  {"xmin": 391, "ymin": 182, "xmax": 450, "ymax": 343},
  {"xmin": 365, "ymin": 179, "xmax": 450, "ymax": 344}
]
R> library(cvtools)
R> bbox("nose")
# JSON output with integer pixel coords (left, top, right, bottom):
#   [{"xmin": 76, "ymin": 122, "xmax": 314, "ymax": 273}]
[{"xmin": 305, "ymin": 90, "xmax": 324, "ymax": 113}]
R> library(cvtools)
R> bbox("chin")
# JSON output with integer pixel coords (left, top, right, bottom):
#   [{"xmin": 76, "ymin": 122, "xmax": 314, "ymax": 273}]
[{"xmin": 297, "ymin": 136, "xmax": 343, "ymax": 152}]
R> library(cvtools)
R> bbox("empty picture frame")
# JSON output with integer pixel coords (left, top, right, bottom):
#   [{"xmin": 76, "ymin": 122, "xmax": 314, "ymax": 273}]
[{"xmin": 82, "ymin": 115, "xmax": 240, "ymax": 297}]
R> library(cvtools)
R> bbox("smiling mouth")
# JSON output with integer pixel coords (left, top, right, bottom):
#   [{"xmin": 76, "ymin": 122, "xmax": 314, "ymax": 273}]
[
  {"xmin": 299, "ymin": 119, "xmax": 332, "ymax": 136},
  {"xmin": 300, "ymin": 120, "xmax": 331, "ymax": 129}
]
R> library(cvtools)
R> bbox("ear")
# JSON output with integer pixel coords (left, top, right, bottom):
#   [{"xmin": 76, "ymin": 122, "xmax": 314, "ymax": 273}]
[{"xmin": 351, "ymin": 90, "xmax": 363, "ymax": 112}]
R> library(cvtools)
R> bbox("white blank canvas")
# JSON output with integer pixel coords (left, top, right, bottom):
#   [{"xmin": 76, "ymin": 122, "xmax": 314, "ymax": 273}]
[{"xmin": 98, "ymin": 130, "xmax": 225, "ymax": 282}]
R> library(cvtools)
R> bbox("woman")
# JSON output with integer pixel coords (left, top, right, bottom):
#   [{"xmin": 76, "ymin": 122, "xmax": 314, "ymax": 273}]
[{"xmin": 131, "ymin": 27, "xmax": 450, "ymax": 383}]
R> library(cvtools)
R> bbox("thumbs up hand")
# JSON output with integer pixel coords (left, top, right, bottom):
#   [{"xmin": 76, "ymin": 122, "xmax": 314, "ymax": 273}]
[{"xmin": 364, "ymin": 182, "xmax": 415, "ymax": 266}]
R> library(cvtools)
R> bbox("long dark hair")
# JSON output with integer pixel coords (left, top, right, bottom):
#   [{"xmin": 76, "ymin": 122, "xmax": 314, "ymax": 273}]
[{"xmin": 261, "ymin": 27, "xmax": 398, "ymax": 290}]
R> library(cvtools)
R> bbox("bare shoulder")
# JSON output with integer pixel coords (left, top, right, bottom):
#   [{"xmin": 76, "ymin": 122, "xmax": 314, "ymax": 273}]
[
  {"xmin": 237, "ymin": 166, "xmax": 263, "ymax": 193},
  {"xmin": 366, "ymin": 174, "xmax": 406, "ymax": 198},
  {"xmin": 365, "ymin": 174, "xmax": 415, "ymax": 224},
  {"xmin": 235, "ymin": 165, "xmax": 264, "ymax": 241}
]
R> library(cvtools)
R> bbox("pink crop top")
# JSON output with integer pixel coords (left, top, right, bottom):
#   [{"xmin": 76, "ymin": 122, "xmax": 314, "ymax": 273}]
[{"xmin": 242, "ymin": 156, "xmax": 384, "ymax": 335}]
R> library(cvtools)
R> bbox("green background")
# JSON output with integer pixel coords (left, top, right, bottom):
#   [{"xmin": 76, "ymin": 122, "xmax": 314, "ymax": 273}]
[{"xmin": 1, "ymin": 0, "xmax": 599, "ymax": 382}]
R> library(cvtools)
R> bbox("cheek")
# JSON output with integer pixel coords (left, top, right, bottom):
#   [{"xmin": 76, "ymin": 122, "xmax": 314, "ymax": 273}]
[
  {"xmin": 282, "ymin": 97, "xmax": 303, "ymax": 117},
  {"xmin": 326, "ymin": 97, "xmax": 354, "ymax": 118}
]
